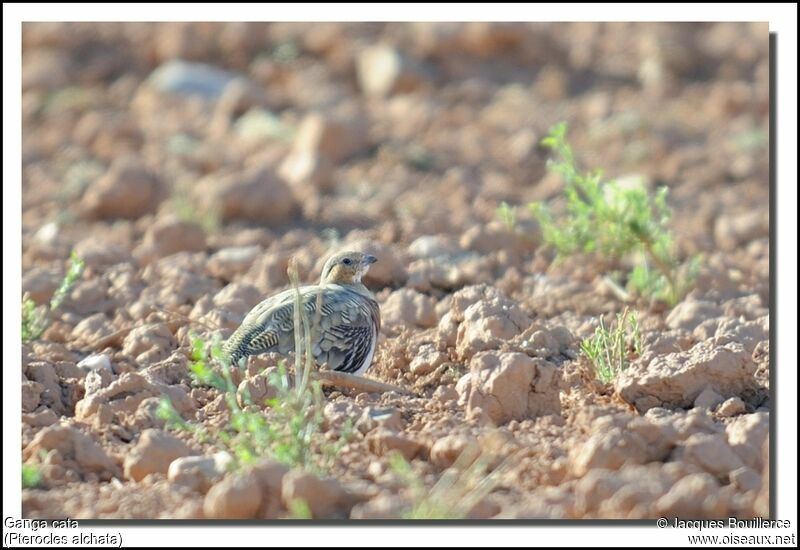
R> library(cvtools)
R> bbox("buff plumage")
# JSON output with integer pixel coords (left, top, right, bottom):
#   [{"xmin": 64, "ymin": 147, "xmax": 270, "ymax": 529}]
[{"xmin": 224, "ymin": 251, "xmax": 381, "ymax": 375}]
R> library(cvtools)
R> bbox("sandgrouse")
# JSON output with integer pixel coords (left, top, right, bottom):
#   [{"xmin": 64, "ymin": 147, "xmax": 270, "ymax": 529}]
[{"xmin": 224, "ymin": 251, "xmax": 381, "ymax": 375}]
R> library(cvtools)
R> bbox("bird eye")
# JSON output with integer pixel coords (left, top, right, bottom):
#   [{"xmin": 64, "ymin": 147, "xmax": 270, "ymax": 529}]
[{"xmin": 342, "ymin": 258, "xmax": 352, "ymax": 265}]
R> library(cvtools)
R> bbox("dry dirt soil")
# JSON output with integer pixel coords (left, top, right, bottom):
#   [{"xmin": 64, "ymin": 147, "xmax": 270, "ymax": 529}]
[{"xmin": 20, "ymin": 22, "xmax": 770, "ymax": 520}]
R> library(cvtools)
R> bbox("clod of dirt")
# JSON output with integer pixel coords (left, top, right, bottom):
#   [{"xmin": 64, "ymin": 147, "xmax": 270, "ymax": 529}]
[
  {"xmin": 291, "ymin": 110, "xmax": 369, "ymax": 165},
  {"xmin": 279, "ymin": 147, "xmax": 335, "ymax": 194},
  {"xmin": 511, "ymin": 325, "xmax": 576, "ymax": 359},
  {"xmin": 638, "ymin": 330, "xmax": 694, "ymax": 364},
  {"xmin": 71, "ymin": 313, "xmax": 116, "ymax": 347},
  {"xmin": 249, "ymin": 460, "xmax": 292, "ymax": 519},
  {"xmin": 429, "ymin": 433, "xmax": 478, "ymax": 468},
  {"xmin": 139, "ymin": 253, "xmax": 219, "ymax": 307},
  {"xmin": 655, "ymin": 473, "xmax": 728, "ymax": 518},
  {"xmin": 22, "ymin": 267, "xmax": 62, "ymax": 303},
  {"xmin": 570, "ymin": 428, "xmax": 653, "ymax": 477},
  {"xmin": 323, "ymin": 400, "xmax": 364, "ymax": 430},
  {"xmin": 66, "ymin": 277, "xmax": 114, "ymax": 317},
  {"xmin": 725, "ymin": 412, "xmax": 769, "ymax": 471},
  {"xmin": 694, "ymin": 386, "xmax": 725, "ymax": 409},
  {"xmin": 73, "ymin": 240, "xmax": 135, "ymax": 270},
  {"xmin": 350, "ymin": 494, "xmax": 408, "ymax": 519},
  {"xmin": 76, "ymin": 372, "xmax": 193, "ymax": 420},
  {"xmin": 717, "ymin": 396, "xmax": 747, "ymax": 417},
  {"xmin": 356, "ymin": 43, "xmax": 427, "ymax": 97},
  {"xmin": 204, "ymin": 471, "xmax": 263, "ymax": 519},
  {"xmin": 730, "ymin": 466, "xmax": 761, "ymax": 493},
  {"xmin": 356, "ymin": 406, "xmax": 404, "ymax": 433},
  {"xmin": 243, "ymin": 250, "xmax": 291, "ymax": 292},
  {"xmin": 236, "ymin": 373, "xmax": 278, "ymax": 408},
  {"xmin": 83, "ymin": 367, "xmax": 114, "ymax": 396},
  {"xmin": 80, "ymin": 157, "xmax": 164, "ymax": 220},
  {"xmin": 141, "ymin": 352, "xmax": 192, "ymax": 386},
  {"xmin": 22, "ymin": 380, "xmax": 44, "ymax": 413},
  {"xmin": 460, "ymin": 221, "xmax": 532, "ymax": 257},
  {"xmin": 26, "ymin": 362, "xmax": 67, "ymax": 416},
  {"xmin": 437, "ymin": 311, "xmax": 459, "ymax": 348},
  {"xmin": 666, "ymin": 300, "xmax": 724, "ymax": 332},
  {"xmin": 459, "ymin": 351, "xmax": 561, "ymax": 424},
  {"xmin": 432, "ymin": 384, "xmax": 458, "ymax": 404},
  {"xmin": 616, "ymin": 340, "xmax": 757, "ymax": 411},
  {"xmin": 572, "ymin": 462, "xmax": 677, "ymax": 518},
  {"xmin": 643, "ymin": 407, "xmax": 718, "ymax": 442},
  {"xmin": 408, "ymin": 235, "xmax": 462, "ymax": 260},
  {"xmin": 713, "ymin": 316, "xmax": 768, "ymax": 354},
  {"xmin": 207, "ymin": 246, "xmax": 261, "ymax": 281},
  {"xmin": 381, "ymin": 288, "xmax": 438, "ymax": 328},
  {"xmin": 122, "ymin": 323, "xmax": 177, "ymax": 364},
  {"xmin": 195, "ymin": 166, "xmax": 296, "ymax": 225},
  {"xmin": 22, "ymin": 408, "xmax": 59, "ymax": 428},
  {"xmin": 409, "ymin": 344, "xmax": 448, "ymax": 376},
  {"xmin": 135, "ymin": 217, "xmax": 206, "ymax": 263},
  {"xmin": 673, "ymin": 432, "xmax": 745, "ymax": 479},
  {"xmin": 452, "ymin": 285, "xmax": 531, "ymax": 359},
  {"xmin": 24, "ymin": 424, "xmax": 121, "ymax": 480},
  {"xmin": 22, "ymin": 48, "xmax": 72, "ymax": 91},
  {"xmin": 214, "ymin": 282, "xmax": 262, "ymax": 309},
  {"xmin": 722, "ymin": 294, "xmax": 768, "ymax": 320},
  {"xmin": 367, "ymin": 429, "xmax": 423, "ymax": 460},
  {"xmin": 281, "ymin": 469, "xmax": 354, "ymax": 519},
  {"xmin": 168, "ymin": 452, "xmax": 233, "ymax": 493},
  {"xmin": 714, "ymin": 211, "xmax": 768, "ymax": 251},
  {"xmin": 124, "ymin": 428, "xmax": 195, "ymax": 481},
  {"xmin": 406, "ymin": 258, "xmax": 462, "ymax": 292}
]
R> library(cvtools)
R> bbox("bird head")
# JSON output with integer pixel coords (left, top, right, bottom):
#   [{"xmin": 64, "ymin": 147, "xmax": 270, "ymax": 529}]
[{"xmin": 320, "ymin": 251, "xmax": 378, "ymax": 285}]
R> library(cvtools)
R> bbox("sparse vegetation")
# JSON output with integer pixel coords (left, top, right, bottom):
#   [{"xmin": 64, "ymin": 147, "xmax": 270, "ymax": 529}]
[
  {"xmin": 287, "ymin": 498, "xmax": 313, "ymax": 519},
  {"xmin": 22, "ymin": 463, "xmax": 42, "ymax": 489},
  {"xmin": 270, "ymin": 41, "xmax": 300, "ymax": 64},
  {"xmin": 580, "ymin": 307, "xmax": 643, "ymax": 383},
  {"xmin": 496, "ymin": 201, "xmax": 516, "ymax": 232},
  {"xmin": 389, "ymin": 448, "xmax": 507, "ymax": 520},
  {"xmin": 172, "ymin": 184, "xmax": 221, "ymax": 234},
  {"xmin": 529, "ymin": 122, "xmax": 700, "ymax": 306},
  {"xmin": 159, "ymin": 339, "xmax": 327, "ymax": 470},
  {"xmin": 158, "ymin": 266, "xmax": 330, "ymax": 471},
  {"xmin": 22, "ymin": 251, "xmax": 85, "ymax": 342}
]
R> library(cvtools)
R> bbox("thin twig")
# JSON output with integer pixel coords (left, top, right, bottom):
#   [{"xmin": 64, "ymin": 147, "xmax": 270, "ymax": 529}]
[
  {"xmin": 88, "ymin": 326, "xmax": 136, "ymax": 350},
  {"xmin": 602, "ymin": 275, "xmax": 632, "ymax": 302}
]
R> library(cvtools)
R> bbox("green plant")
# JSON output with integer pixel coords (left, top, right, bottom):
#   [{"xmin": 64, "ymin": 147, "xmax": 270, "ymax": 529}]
[
  {"xmin": 171, "ymin": 183, "xmax": 221, "ymax": 234},
  {"xmin": 389, "ymin": 447, "xmax": 507, "ymax": 520},
  {"xmin": 159, "ymin": 339, "xmax": 325, "ymax": 470},
  {"xmin": 731, "ymin": 128, "xmax": 768, "ymax": 152},
  {"xmin": 287, "ymin": 498, "xmax": 313, "ymax": 519},
  {"xmin": 496, "ymin": 201, "xmax": 516, "ymax": 231},
  {"xmin": 22, "ymin": 251, "xmax": 85, "ymax": 342},
  {"xmin": 580, "ymin": 307, "xmax": 642, "ymax": 384},
  {"xmin": 158, "ymin": 266, "xmax": 330, "ymax": 471},
  {"xmin": 529, "ymin": 122, "xmax": 700, "ymax": 306},
  {"xmin": 22, "ymin": 463, "xmax": 42, "ymax": 489},
  {"xmin": 271, "ymin": 41, "xmax": 300, "ymax": 64}
]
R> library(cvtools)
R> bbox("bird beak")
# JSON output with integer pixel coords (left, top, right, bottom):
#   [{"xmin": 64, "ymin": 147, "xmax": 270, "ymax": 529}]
[{"xmin": 363, "ymin": 255, "xmax": 378, "ymax": 265}]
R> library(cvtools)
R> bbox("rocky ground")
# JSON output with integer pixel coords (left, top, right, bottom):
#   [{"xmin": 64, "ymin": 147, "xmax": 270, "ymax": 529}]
[{"xmin": 21, "ymin": 22, "xmax": 770, "ymax": 519}]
